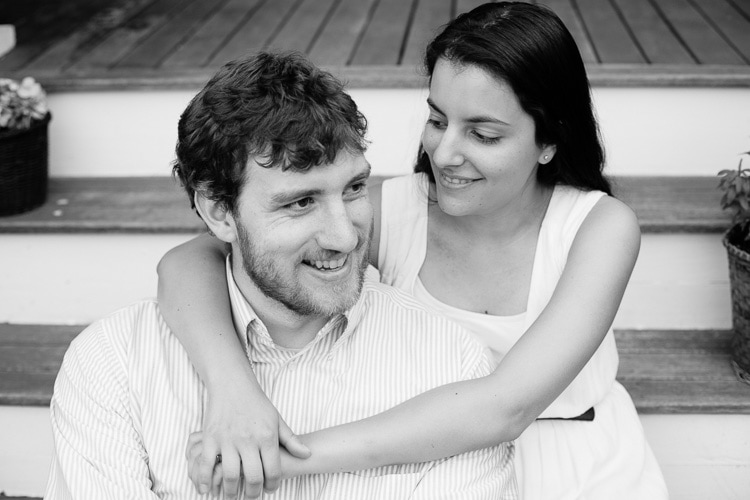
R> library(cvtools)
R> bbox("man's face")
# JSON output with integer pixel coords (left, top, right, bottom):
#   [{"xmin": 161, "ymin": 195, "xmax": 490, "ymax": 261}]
[{"xmin": 231, "ymin": 150, "xmax": 373, "ymax": 318}]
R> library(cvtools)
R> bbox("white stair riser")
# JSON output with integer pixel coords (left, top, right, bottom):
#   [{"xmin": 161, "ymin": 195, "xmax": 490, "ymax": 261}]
[
  {"xmin": 46, "ymin": 87, "xmax": 750, "ymax": 178},
  {"xmin": 0, "ymin": 233, "xmax": 732, "ymax": 329},
  {"xmin": 1, "ymin": 407, "xmax": 748, "ymax": 499}
]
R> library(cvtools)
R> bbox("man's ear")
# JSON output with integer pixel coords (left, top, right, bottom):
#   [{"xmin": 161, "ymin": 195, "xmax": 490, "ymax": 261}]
[{"xmin": 194, "ymin": 192, "xmax": 237, "ymax": 243}]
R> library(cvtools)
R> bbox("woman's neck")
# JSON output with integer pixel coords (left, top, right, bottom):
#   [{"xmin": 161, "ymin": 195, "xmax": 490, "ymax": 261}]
[{"xmin": 432, "ymin": 181, "xmax": 554, "ymax": 243}]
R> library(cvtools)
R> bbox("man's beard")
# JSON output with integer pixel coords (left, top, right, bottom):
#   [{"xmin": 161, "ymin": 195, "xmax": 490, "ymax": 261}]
[{"xmin": 235, "ymin": 222, "xmax": 371, "ymax": 317}]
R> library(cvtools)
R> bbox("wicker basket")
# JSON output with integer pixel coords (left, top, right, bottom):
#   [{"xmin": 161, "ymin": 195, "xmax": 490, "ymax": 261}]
[
  {"xmin": 0, "ymin": 112, "xmax": 51, "ymax": 216},
  {"xmin": 724, "ymin": 225, "xmax": 750, "ymax": 385}
]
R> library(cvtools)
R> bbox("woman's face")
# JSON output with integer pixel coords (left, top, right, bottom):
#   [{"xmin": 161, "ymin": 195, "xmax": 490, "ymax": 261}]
[{"xmin": 422, "ymin": 58, "xmax": 556, "ymax": 218}]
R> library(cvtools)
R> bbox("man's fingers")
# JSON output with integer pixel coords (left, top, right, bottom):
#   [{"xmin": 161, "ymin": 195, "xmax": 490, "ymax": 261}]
[
  {"xmin": 239, "ymin": 447, "xmax": 264, "ymax": 499},
  {"xmin": 278, "ymin": 421, "xmax": 310, "ymax": 459}
]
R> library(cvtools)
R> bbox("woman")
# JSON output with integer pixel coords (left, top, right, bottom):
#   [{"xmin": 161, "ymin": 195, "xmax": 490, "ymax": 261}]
[{"xmin": 159, "ymin": 3, "xmax": 668, "ymax": 498}]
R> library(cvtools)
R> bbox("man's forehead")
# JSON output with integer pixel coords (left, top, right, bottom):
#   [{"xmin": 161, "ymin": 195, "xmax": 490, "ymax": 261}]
[{"xmin": 244, "ymin": 151, "xmax": 370, "ymax": 196}]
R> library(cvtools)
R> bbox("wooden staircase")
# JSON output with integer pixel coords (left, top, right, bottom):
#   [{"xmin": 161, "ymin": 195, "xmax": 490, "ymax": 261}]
[{"xmin": 2, "ymin": 1, "xmax": 750, "ymax": 498}]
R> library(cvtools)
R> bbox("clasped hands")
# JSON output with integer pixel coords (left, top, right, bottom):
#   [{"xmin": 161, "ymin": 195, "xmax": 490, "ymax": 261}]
[{"xmin": 186, "ymin": 390, "xmax": 310, "ymax": 499}]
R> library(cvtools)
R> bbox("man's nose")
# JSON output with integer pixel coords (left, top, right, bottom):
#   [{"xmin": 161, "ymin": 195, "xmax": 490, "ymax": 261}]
[
  {"xmin": 315, "ymin": 201, "xmax": 359, "ymax": 254},
  {"xmin": 431, "ymin": 127, "xmax": 464, "ymax": 167}
]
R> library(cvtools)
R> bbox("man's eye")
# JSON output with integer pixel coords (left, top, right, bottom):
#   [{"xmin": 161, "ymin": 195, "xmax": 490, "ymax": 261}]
[
  {"xmin": 427, "ymin": 118, "xmax": 446, "ymax": 129},
  {"xmin": 349, "ymin": 182, "xmax": 365, "ymax": 194},
  {"xmin": 289, "ymin": 198, "xmax": 314, "ymax": 210}
]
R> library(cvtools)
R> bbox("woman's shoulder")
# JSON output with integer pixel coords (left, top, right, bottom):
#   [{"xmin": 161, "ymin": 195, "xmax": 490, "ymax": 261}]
[
  {"xmin": 545, "ymin": 184, "xmax": 638, "ymax": 254},
  {"xmin": 547, "ymin": 185, "xmax": 606, "ymax": 228},
  {"xmin": 381, "ymin": 172, "xmax": 429, "ymax": 195}
]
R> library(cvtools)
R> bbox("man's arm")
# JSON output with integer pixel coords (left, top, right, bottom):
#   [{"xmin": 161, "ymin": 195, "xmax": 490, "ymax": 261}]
[{"xmin": 45, "ymin": 322, "xmax": 158, "ymax": 499}]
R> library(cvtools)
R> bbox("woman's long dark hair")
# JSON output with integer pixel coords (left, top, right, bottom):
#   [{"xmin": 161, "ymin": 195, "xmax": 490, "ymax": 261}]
[{"xmin": 415, "ymin": 2, "xmax": 611, "ymax": 195}]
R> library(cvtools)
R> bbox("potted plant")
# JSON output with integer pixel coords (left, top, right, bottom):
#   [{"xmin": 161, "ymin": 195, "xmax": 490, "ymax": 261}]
[
  {"xmin": 0, "ymin": 76, "xmax": 51, "ymax": 216},
  {"xmin": 718, "ymin": 152, "xmax": 750, "ymax": 384}
]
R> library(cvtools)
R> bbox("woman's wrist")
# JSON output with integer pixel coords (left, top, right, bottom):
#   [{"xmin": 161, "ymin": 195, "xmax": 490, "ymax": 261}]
[{"xmin": 203, "ymin": 355, "xmax": 261, "ymax": 395}]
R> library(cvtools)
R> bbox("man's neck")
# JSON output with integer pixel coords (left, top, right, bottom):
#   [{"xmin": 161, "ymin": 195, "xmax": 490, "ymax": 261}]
[
  {"xmin": 230, "ymin": 261, "xmax": 330, "ymax": 349},
  {"xmin": 255, "ymin": 307, "xmax": 330, "ymax": 350}
]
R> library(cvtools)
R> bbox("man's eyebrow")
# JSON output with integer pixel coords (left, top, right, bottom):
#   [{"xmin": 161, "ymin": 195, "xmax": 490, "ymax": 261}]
[
  {"xmin": 352, "ymin": 162, "xmax": 372, "ymax": 183},
  {"xmin": 426, "ymin": 97, "xmax": 510, "ymax": 126},
  {"xmin": 270, "ymin": 187, "xmax": 324, "ymax": 206},
  {"xmin": 268, "ymin": 162, "xmax": 371, "ymax": 205}
]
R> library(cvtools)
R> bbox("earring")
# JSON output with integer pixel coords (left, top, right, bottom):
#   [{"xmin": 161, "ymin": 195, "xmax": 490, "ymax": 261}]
[{"xmin": 543, "ymin": 155, "xmax": 549, "ymax": 161}]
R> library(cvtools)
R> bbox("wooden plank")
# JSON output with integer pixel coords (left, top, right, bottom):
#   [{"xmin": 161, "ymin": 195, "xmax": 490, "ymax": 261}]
[
  {"xmin": 0, "ymin": 372, "xmax": 59, "ymax": 406},
  {"xmin": 65, "ymin": 0, "xmax": 191, "ymax": 73},
  {"xmin": 308, "ymin": 0, "xmax": 377, "ymax": 66},
  {"xmin": 0, "ymin": 324, "xmax": 82, "ymax": 344},
  {"xmin": 0, "ymin": 177, "xmax": 204, "ymax": 234},
  {"xmin": 611, "ymin": 0, "xmax": 695, "ymax": 64},
  {"xmin": 162, "ymin": 0, "xmax": 263, "ymax": 68},
  {"xmin": 3, "ymin": 325, "xmax": 749, "ymax": 412},
  {"xmin": 0, "ymin": 0, "xmax": 118, "ymax": 73},
  {"xmin": 266, "ymin": 0, "xmax": 338, "ymax": 54},
  {"xmin": 613, "ymin": 329, "xmax": 750, "ymax": 414},
  {"xmin": 0, "ymin": 345, "xmax": 72, "ymax": 374},
  {"xmin": 615, "ymin": 329, "xmax": 733, "ymax": 353},
  {"xmin": 543, "ymin": 0, "xmax": 598, "ymax": 64},
  {"xmin": 618, "ymin": 352, "xmax": 738, "ymax": 381},
  {"xmin": 693, "ymin": 0, "xmax": 750, "ymax": 63},
  {"xmin": 115, "ymin": 0, "xmax": 219, "ymax": 68},
  {"xmin": 24, "ymin": 0, "xmax": 157, "ymax": 72},
  {"xmin": 350, "ymin": 0, "xmax": 415, "ymax": 65},
  {"xmin": 656, "ymin": 0, "xmax": 745, "ymax": 64},
  {"xmin": 624, "ymin": 379, "xmax": 750, "ymax": 413},
  {"xmin": 0, "ymin": 176, "xmax": 733, "ymax": 234},
  {"xmin": 612, "ymin": 176, "xmax": 730, "ymax": 233},
  {"xmin": 208, "ymin": 0, "xmax": 299, "ymax": 66},
  {"xmin": 575, "ymin": 0, "xmax": 645, "ymax": 63},
  {"xmin": 401, "ymin": 0, "xmax": 452, "ymax": 66}
]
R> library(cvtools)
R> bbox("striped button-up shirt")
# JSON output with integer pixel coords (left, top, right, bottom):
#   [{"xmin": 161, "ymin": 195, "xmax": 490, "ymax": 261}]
[{"xmin": 45, "ymin": 264, "xmax": 516, "ymax": 499}]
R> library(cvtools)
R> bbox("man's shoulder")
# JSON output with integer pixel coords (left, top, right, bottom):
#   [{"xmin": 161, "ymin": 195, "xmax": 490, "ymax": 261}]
[
  {"xmin": 68, "ymin": 299, "xmax": 170, "ymax": 364},
  {"xmin": 356, "ymin": 276, "xmax": 495, "ymax": 380},
  {"xmin": 360, "ymin": 276, "xmax": 483, "ymax": 347}
]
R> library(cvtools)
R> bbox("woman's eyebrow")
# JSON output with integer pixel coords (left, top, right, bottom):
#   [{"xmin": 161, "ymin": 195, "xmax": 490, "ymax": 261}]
[{"xmin": 427, "ymin": 97, "xmax": 510, "ymax": 126}]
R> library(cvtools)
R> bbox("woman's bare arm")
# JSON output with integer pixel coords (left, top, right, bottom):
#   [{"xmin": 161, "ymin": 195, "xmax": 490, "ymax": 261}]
[
  {"xmin": 282, "ymin": 196, "xmax": 641, "ymax": 475},
  {"xmin": 157, "ymin": 233, "xmax": 309, "ymax": 498}
]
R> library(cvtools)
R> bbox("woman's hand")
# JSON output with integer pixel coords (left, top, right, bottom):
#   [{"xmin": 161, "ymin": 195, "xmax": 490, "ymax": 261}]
[{"xmin": 186, "ymin": 385, "xmax": 310, "ymax": 499}]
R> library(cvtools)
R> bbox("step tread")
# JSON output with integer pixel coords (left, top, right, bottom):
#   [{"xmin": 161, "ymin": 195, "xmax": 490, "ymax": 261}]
[
  {"xmin": 1, "ymin": 325, "xmax": 748, "ymax": 413},
  {"xmin": 0, "ymin": 176, "xmax": 732, "ymax": 234},
  {"xmin": 14, "ymin": 64, "xmax": 750, "ymax": 91}
]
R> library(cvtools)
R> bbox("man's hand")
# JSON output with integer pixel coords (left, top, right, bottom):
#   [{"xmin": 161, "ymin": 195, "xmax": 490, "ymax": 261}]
[{"xmin": 186, "ymin": 387, "xmax": 310, "ymax": 499}]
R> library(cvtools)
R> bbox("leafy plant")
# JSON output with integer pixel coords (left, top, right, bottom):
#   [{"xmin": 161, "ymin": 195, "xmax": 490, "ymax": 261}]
[
  {"xmin": 0, "ymin": 77, "xmax": 48, "ymax": 131},
  {"xmin": 719, "ymin": 151, "xmax": 750, "ymax": 253}
]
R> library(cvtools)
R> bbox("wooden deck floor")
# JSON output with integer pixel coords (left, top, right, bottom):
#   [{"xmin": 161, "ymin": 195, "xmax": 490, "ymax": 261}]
[{"xmin": 2, "ymin": 0, "xmax": 750, "ymax": 89}]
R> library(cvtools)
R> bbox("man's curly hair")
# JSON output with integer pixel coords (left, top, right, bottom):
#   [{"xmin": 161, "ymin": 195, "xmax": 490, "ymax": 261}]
[{"xmin": 174, "ymin": 51, "xmax": 368, "ymax": 214}]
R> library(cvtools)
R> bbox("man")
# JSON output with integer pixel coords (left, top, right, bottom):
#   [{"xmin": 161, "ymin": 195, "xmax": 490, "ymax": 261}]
[{"xmin": 45, "ymin": 52, "xmax": 516, "ymax": 499}]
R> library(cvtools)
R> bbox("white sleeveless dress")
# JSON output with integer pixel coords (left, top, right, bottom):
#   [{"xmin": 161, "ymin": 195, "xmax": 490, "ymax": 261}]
[{"xmin": 378, "ymin": 173, "xmax": 668, "ymax": 500}]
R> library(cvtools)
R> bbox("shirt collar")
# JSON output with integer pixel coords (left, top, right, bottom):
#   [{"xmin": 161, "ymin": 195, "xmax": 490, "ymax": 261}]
[{"xmin": 225, "ymin": 256, "xmax": 375, "ymax": 353}]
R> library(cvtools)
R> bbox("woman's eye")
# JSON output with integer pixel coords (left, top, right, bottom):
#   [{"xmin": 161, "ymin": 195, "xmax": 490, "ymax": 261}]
[{"xmin": 472, "ymin": 130, "xmax": 500, "ymax": 144}]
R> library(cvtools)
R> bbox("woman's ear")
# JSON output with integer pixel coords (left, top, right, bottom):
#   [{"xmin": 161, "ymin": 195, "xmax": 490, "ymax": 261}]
[
  {"xmin": 539, "ymin": 144, "xmax": 557, "ymax": 165},
  {"xmin": 193, "ymin": 192, "xmax": 237, "ymax": 243}
]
